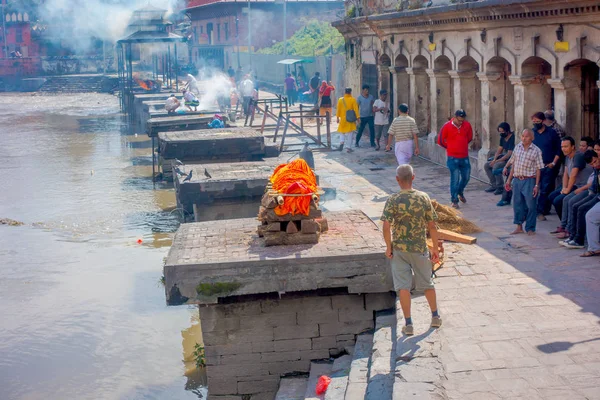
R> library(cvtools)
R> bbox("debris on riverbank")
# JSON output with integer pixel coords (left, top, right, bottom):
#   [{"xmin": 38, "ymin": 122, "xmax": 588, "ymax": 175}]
[{"xmin": 0, "ymin": 218, "xmax": 24, "ymax": 226}]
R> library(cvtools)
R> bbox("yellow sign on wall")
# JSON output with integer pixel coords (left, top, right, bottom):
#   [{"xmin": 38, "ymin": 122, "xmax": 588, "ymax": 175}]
[
  {"xmin": 554, "ymin": 41, "xmax": 569, "ymax": 52},
  {"xmin": 428, "ymin": 43, "xmax": 437, "ymax": 52}
]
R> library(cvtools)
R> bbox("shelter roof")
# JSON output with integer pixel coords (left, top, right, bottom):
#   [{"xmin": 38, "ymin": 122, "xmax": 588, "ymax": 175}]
[{"xmin": 118, "ymin": 30, "xmax": 185, "ymax": 44}]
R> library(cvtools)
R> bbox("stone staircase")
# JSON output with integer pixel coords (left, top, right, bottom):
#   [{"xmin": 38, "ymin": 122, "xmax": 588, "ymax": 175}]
[
  {"xmin": 38, "ymin": 75, "xmax": 117, "ymax": 93},
  {"xmin": 275, "ymin": 299, "xmax": 447, "ymax": 400}
]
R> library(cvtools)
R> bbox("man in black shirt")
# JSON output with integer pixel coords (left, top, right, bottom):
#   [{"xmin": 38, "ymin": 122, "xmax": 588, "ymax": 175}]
[
  {"xmin": 309, "ymin": 72, "xmax": 321, "ymax": 107},
  {"xmin": 484, "ymin": 122, "xmax": 515, "ymax": 195},
  {"xmin": 531, "ymin": 111, "xmax": 561, "ymax": 220}
]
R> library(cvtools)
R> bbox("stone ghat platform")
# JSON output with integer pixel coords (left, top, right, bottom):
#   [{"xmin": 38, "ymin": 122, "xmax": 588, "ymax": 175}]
[
  {"xmin": 173, "ymin": 159, "xmax": 282, "ymax": 217},
  {"xmin": 159, "ymin": 127, "xmax": 270, "ymax": 162},
  {"xmin": 163, "ymin": 210, "xmax": 391, "ymax": 306},
  {"xmin": 146, "ymin": 114, "xmax": 224, "ymax": 137},
  {"xmin": 163, "ymin": 210, "xmax": 394, "ymax": 400}
]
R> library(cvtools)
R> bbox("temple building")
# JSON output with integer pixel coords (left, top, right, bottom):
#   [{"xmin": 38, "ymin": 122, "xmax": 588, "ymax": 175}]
[{"xmin": 333, "ymin": 0, "xmax": 600, "ymax": 178}]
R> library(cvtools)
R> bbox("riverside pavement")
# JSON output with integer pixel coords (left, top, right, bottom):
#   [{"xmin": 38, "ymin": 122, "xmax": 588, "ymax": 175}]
[{"xmin": 309, "ymin": 143, "xmax": 600, "ymax": 399}]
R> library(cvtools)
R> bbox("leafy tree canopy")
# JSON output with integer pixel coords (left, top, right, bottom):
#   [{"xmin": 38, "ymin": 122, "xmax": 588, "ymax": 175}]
[{"xmin": 257, "ymin": 19, "xmax": 344, "ymax": 56}]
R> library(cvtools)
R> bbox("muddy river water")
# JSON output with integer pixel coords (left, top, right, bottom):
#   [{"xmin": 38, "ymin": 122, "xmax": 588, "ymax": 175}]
[{"xmin": 0, "ymin": 93, "xmax": 206, "ymax": 399}]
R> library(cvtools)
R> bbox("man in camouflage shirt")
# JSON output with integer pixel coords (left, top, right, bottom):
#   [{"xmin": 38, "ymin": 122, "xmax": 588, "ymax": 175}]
[{"xmin": 382, "ymin": 164, "xmax": 442, "ymax": 336}]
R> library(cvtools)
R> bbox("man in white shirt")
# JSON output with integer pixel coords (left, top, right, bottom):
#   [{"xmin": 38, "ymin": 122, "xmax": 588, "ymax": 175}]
[
  {"xmin": 240, "ymin": 76, "xmax": 255, "ymax": 116},
  {"xmin": 373, "ymin": 89, "xmax": 390, "ymax": 151}
]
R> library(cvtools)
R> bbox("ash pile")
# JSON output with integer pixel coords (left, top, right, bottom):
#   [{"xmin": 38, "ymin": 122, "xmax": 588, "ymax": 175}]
[{"xmin": 257, "ymin": 159, "xmax": 328, "ymax": 246}]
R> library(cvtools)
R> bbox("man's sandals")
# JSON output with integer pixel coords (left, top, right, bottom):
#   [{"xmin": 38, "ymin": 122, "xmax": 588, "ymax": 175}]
[{"xmin": 580, "ymin": 250, "xmax": 600, "ymax": 258}]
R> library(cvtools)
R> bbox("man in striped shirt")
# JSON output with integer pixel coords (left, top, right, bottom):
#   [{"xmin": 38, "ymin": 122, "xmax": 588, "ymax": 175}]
[
  {"xmin": 505, "ymin": 129, "xmax": 545, "ymax": 235},
  {"xmin": 385, "ymin": 103, "xmax": 420, "ymax": 165}
]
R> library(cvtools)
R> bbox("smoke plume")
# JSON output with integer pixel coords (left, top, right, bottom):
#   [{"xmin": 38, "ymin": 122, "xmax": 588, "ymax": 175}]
[{"xmin": 39, "ymin": 0, "xmax": 184, "ymax": 53}]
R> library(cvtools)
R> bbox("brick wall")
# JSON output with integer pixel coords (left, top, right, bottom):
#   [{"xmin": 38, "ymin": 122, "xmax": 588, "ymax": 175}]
[{"xmin": 200, "ymin": 291, "xmax": 395, "ymax": 399}]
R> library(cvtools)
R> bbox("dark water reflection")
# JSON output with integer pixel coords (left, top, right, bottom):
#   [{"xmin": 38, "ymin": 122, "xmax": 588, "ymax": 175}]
[{"xmin": 0, "ymin": 93, "xmax": 206, "ymax": 400}]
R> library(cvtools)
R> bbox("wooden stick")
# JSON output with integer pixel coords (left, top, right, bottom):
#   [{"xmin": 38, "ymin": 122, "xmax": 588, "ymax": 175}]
[{"xmin": 437, "ymin": 229, "xmax": 477, "ymax": 244}]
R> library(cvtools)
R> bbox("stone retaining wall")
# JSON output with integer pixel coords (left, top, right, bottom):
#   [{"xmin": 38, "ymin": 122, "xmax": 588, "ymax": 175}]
[{"xmin": 201, "ymin": 291, "xmax": 395, "ymax": 400}]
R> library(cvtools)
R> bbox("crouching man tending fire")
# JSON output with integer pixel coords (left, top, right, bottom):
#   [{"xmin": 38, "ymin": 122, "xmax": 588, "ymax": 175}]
[{"xmin": 381, "ymin": 164, "xmax": 442, "ymax": 336}]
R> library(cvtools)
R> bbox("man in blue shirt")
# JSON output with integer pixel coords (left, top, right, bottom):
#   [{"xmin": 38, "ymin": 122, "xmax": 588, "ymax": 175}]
[
  {"xmin": 355, "ymin": 84, "xmax": 376, "ymax": 148},
  {"xmin": 531, "ymin": 111, "xmax": 561, "ymax": 220}
]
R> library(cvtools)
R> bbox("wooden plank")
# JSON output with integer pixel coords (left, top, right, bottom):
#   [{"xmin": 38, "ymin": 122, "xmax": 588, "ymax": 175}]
[{"xmin": 437, "ymin": 229, "xmax": 477, "ymax": 244}]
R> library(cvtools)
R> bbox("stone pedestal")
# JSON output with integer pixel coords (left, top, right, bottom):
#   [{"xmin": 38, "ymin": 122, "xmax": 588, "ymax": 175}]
[{"xmin": 163, "ymin": 210, "xmax": 395, "ymax": 399}]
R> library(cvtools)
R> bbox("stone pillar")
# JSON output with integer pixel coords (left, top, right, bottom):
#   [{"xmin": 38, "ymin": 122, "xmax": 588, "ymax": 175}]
[
  {"xmin": 379, "ymin": 65, "xmax": 391, "ymax": 95},
  {"xmin": 548, "ymin": 78, "xmax": 567, "ymax": 128},
  {"xmin": 509, "ymin": 76, "xmax": 535, "ymax": 135},
  {"xmin": 426, "ymin": 69, "xmax": 439, "ymax": 137},
  {"xmin": 427, "ymin": 69, "xmax": 452, "ymax": 138},
  {"xmin": 477, "ymin": 73, "xmax": 503, "ymax": 156},
  {"xmin": 448, "ymin": 70, "xmax": 462, "ymax": 112},
  {"xmin": 406, "ymin": 68, "xmax": 430, "ymax": 136}
]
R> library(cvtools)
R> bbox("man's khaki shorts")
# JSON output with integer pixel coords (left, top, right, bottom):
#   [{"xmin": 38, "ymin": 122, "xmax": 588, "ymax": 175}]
[{"xmin": 391, "ymin": 250, "xmax": 434, "ymax": 291}]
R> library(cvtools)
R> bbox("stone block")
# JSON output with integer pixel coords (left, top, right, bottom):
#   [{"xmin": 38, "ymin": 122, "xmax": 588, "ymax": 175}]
[
  {"xmin": 365, "ymin": 292, "xmax": 396, "ymax": 311},
  {"xmin": 204, "ymin": 343, "xmax": 254, "ymax": 357},
  {"xmin": 300, "ymin": 348, "xmax": 332, "ymax": 361},
  {"xmin": 199, "ymin": 302, "xmax": 262, "ymax": 320},
  {"xmin": 339, "ymin": 308, "xmax": 374, "ymax": 323},
  {"xmin": 266, "ymin": 360, "xmax": 311, "ymax": 375},
  {"xmin": 274, "ymin": 338, "xmax": 312, "ymax": 352},
  {"xmin": 205, "ymin": 377, "xmax": 233, "ymax": 395},
  {"xmin": 261, "ymin": 297, "xmax": 332, "ymax": 314},
  {"xmin": 237, "ymin": 377, "xmax": 280, "ymax": 394},
  {"xmin": 336, "ymin": 339, "xmax": 355, "ymax": 349},
  {"xmin": 301, "ymin": 219, "xmax": 319, "ymax": 234},
  {"xmin": 297, "ymin": 310, "xmax": 339, "ymax": 325},
  {"xmin": 228, "ymin": 327, "xmax": 275, "ymax": 344},
  {"xmin": 312, "ymin": 336, "xmax": 337, "ymax": 350},
  {"xmin": 332, "ymin": 294, "xmax": 365, "ymax": 311},
  {"xmin": 319, "ymin": 320, "xmax": 374, "ymax": 336},
  {"xmin": 274, "ymin": 324, "xmax": 319, "ymax": 340},
  {"xmin": 207, "ymin": 363, "xmax": 269, "ymax": 378},
  {"xmin": 240, "ymin": 313, "xmax": 297, "ymax": 330},
  {"xmin": 251, "ymin": 341, "xmax": 274, "ymax": 353},
  {"xmin": 201, "ymin": 316, "xmax": 241, "ymax": 333},
  {"xmin": 203, "ymin": 331, "xmax": 230, "ymax": 346},
  {"xmin": 260, "ymin": 351, "xmax": 301, "ymax": 363},
  {"xmin": 219, "ymin": 353, "xmax": 262, "ymax": 365},
  {"xmin": 336, "ymin": 334, "xmax": 355, "ymax": 341}
]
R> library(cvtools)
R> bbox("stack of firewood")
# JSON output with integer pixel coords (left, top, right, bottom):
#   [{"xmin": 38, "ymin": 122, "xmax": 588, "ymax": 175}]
[{"xmin": 257, "ymin": 188, "xmax": 328, "ymax": 246}]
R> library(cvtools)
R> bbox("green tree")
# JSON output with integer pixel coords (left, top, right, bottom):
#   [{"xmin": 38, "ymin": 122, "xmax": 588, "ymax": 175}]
[{"xmin": 258, "ymin": 20, "xmax": 344, "ymax": 56}]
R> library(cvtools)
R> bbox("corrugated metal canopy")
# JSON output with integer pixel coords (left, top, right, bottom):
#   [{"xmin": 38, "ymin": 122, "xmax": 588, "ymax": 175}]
[{"xmin": 277, "ymin": 59, "xmax": 314, "ymax": 64}]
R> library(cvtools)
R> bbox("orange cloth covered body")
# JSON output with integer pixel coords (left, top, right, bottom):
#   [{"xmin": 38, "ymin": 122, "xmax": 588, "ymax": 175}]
[{"xmin": 269, "ymin": 159, "xmax": 318, "ymax": 216}]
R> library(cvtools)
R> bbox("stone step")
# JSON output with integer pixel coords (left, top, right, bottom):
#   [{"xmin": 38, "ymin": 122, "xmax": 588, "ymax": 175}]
[
  {"xmin": 365, "ymin": 310, "xmax": 397, "ymax": 400},
  {"xmin": 276, "ymin": 376, "xmax": 309, "ymax": 400},
  {"xmin": 304, "ymin": 361, "xmax": 333, "ymax": 400},
  {"xmin": 344, "ymin": 333, "xmax": 373, "ymax": 400},
  {"xmin": 393, "ymin": 297, "xmax": 446, "ymax": 400},
  {"xmin": 324, "ymin": 353, "xmax": 353, "ymax": 400}
]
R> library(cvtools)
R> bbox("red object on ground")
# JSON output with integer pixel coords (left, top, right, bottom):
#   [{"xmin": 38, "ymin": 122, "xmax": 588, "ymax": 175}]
[
  {"xmin": 315, "ymin": 375, "xmax": 331, "ymax": 395},
  {"xmin": 137, "ymin": 239, "xmax": 143, "ymax": 244}
]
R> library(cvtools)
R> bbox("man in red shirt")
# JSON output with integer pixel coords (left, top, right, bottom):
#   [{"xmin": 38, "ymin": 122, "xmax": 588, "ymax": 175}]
[{"xmin": 437, "ymin": 109, "xmax": 473, "ymax": 208}]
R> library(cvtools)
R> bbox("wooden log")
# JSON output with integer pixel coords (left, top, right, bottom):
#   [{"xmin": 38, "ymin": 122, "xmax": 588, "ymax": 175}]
[
  {"xmin": 258, "ymin": 206, "xmax": 322, "ymax": 221},
  {"xmin": 301, "ymin": 220, "xmax": 318, "ymax": 234},
  {"xmin": 286, "ymin": 221, "xmax": 299, "ymax": 234},
  {"xmin": 437, "ymin": 229, "xmax": 477, "ymax": 244},
  {"xmin": 315, "ymin": 217, "xmax": 328, "ymax": 232},
  {"xmin": 263, "ymin": 232, "xmax": 319, "ymax": 247},
  {"xmin": 266, "ymin": 222, "xmax": 281, "ymax": 232},
  {"xmin": 257, "ymin": 224, "xmax": 266, "ymax": 238},
  {"xmin": 260, "ymin": 193, "xmax": 278, "ymax": 209}
]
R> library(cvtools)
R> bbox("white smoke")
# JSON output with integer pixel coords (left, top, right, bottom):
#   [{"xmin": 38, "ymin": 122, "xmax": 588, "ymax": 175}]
[
  {"xmin": 39, "ymin": 0, "xmax": 185, "ymax": 53},
  {"xmin": 195, "ymin": 69, "xmax": 236, "ymax": 111}
]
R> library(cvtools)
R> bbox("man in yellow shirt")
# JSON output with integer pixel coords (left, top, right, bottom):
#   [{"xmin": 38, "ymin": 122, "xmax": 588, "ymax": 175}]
[{"xmin": 336, "ymin": 87, "xmax": 359, "ymax": 153}]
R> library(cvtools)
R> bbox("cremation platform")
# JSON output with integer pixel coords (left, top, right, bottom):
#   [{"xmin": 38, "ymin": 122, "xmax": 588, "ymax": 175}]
[
  {"xmin": 163, "ymin": 210, "xmax": 391, "ymax": 305},
  {"xmin": 174, "ymin": 159, "xmax": 281, "ymax": 215},
  {"xmin": 147, "ymin": 114, "xmax": 222, "ymax": 137}
]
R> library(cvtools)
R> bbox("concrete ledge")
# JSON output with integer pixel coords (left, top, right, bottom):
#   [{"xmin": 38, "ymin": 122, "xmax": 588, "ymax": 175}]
[{"xmin": 163, "ymin": 210, "xmax": 393, "ymax": 305}]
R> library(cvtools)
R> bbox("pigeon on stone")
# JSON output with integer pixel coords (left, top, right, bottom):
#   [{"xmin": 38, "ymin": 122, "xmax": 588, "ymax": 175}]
[
  {"xmin": 174, "ymin": 159, "xmax": 183, "ymax": 166},
  {"xmin": 425, "ymin": 0, "xmax": 433, "ymax": 7},
  {"xmin": 183, "ymin": 170, "xmax": 193, "ymax": 182},
  {"xmin": 204, "ymin": 168, "xmax": 212, "ymax": 179},
  {"xmin": 174, "ymin": 166, "xmax": 186, "ymax": 176}
]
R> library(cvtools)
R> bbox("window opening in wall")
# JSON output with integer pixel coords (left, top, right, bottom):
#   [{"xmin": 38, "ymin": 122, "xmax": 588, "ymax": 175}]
[
  {"xmin": 15, "ymin": 27, "xmax": 22, "ymax": 43},
  {"xmin": 350, "ymin": 43, "xmax": 354, "ymax": 59},
  {"xmin": 224, "ymin": 22, "xmax": 229, "ymax": 40},
  {"xmin": 217, "ymin": 23, "xmax": 221, "ymax": 42}
]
